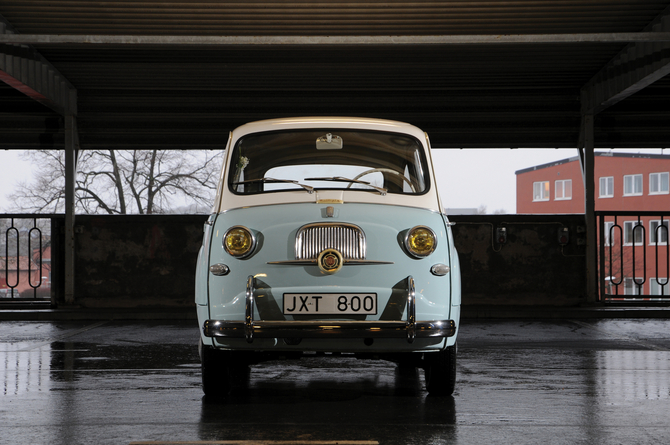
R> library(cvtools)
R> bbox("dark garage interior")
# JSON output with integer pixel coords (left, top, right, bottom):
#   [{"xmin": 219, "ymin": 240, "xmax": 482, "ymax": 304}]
[
  {"xmin": 2, "ymin": 2, "xmax": 670, "ymax": 445},
  {"xmin": 2, "ymin": 2, "xmax": 670, "ymax": 309}
]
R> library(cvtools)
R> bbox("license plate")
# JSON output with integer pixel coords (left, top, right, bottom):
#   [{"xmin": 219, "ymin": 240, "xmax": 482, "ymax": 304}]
[{"xmin": 283, "ymin": 293, "xmax": 377, "ymax": 315}]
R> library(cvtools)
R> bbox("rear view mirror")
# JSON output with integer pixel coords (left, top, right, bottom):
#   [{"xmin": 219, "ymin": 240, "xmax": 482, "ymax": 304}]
[{"xmin": 316, "ymin": 133, "xmax": 343, "ymax": 150}]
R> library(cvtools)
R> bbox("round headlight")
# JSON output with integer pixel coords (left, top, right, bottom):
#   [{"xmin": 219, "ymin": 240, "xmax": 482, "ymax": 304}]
[
  {"xmin": 405, "ymin": 226, "xmax": 437, "ymax": 258},
  {"xmin": 223, "ymin": 226, "xmax": 255, "ymax": 258}
]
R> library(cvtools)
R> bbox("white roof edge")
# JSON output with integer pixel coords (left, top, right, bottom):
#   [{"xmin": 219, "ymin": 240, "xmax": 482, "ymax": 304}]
[{"xmin": 230, "ymin": 116, "xmax": 426, "ymax": 140}]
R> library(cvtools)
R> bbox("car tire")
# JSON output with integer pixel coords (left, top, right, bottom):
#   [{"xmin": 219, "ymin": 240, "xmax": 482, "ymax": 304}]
[
  {"xmin": 424, "ymin": 343, "xmax": 457, "ymax": 396},
  {"xmin": 201, "ymin": 342, "xmax": 232, "ymax": 398}
]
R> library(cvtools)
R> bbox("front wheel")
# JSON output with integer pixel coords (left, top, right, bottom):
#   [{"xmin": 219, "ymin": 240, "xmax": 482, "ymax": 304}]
[
  {"xmin": 424, "ymin": 343, "xmax": 457, "ymax": 396},
  {"xmin": 201, "ymin": 342, "xmax": 232, "ymax": 398}
]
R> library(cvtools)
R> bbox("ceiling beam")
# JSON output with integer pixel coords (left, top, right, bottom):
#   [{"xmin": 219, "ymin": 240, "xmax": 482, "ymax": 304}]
[
  {"xmin": 0, "ymin": 15, "xmax": 77, "ymax": 116},
  {"xmin": 581, "ymin": 7, "xmax": 670, "ymax": 115},
  {"xmin": 1, "ymin": 33, "xmax": 670, "ymax": 46}
]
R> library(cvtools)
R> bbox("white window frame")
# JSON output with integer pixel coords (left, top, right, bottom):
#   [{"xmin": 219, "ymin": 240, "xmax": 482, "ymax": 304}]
[
  {"xmin": 623, "ymin": 174, "xmax": 643, "ymax": 196},
  {"xmin": 649, "ymin": 172, "xmax": 669, "ymax": 195},
  {"xmin": 623, "ymin": 221, "xmax": 644, "ymax": 246},
  {"xmin": 555, "ymin": 179, "xmax": 572, "ymax": 200},
  {"xmin": 649, "ymin": 220, "xmax": 669, "ymax": 245},
  {"xmin": 603, "ymin": 221, "xmax": 615, "ymax": 246},
  {"xmin": 624, "ymin": 277, "xmax": 644, "ymax": 295},
  {"xmin": 650, "ymin": 278, "xmax": 669, "ymax": 296},
  {"xmin": 599, "ymin": 176, "xmax": 614, "ymax": 198},
  {"xmin": 533, "ymin": 181, "xmax": 550, "ymax": 202}
]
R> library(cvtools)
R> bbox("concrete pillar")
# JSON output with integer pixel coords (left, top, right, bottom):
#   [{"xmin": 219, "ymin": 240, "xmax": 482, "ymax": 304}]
[
  {"xmin": 64, "ymin": 115, "xmax": 77, "ymax": 304},
  {"xmin": 580, "ymin": 114, "xmax": 598, "ymax": 303}
]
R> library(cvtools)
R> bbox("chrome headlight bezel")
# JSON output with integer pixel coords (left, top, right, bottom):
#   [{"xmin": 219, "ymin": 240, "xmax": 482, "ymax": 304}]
[
  {"xmin": 404, "ymin": 225, "xmax": 437, "ymax": 258},
  {"xmin": 223, "ymin": 225, "xmax": 256, "ymax": 259}
]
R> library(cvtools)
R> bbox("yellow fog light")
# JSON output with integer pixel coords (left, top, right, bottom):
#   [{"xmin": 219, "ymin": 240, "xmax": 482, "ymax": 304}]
[
  {"xmin": 223, "ymin": 226, "xmax": 255, "ymax": 258},
  {"xmin": 405, "ymin": 226, "xmax": 437, "ymax": 258}
]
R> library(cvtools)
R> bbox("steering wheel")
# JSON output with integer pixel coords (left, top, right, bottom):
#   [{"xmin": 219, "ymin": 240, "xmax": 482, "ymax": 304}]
[{"xmin": 347, "ymin": 168, "xmax": 416, "ymax": 193}]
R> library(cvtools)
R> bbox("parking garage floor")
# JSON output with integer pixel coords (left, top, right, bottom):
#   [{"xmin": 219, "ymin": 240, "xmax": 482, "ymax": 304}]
[{"xmin": 2, "ymin": 318, "xmax": 670, "ymax": 445}]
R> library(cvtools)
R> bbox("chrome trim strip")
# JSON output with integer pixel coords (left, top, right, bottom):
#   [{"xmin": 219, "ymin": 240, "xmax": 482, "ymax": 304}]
[
  {"xmin": 406, "ymin": 276, "xmax": 416, "ymax": 343},
  {"xmin": 266, "ymin": 259, "xmax": 393, "ymax": 265},
  {"xmin": 203, "ymin": 319, "xmax": 457, "ymax": 339},
  {"xmin": 245, "ymin": 275, "xmax": 255, "ymax": 343},
  {"xmin": 215, "ymin": 203, "xmax": 444, "ymax": 215}
]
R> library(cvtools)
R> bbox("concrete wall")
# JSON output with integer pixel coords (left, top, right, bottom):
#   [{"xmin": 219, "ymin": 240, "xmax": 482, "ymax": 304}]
[
  {"xmin": 67, "ymin": 214, "xmax": 587, "ymax": 309},
  {"xmin": 449, "ymin": 214, "xmax": 587, "ymax": 307},
  {"xmin": 72, "ymin": 215, "xmax": 204, "ymax": 308}
]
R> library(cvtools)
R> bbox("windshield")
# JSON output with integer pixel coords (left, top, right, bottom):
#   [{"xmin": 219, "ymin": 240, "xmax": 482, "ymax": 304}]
[{"xmin": 228, "ymin": 129, "xmax": 429, "ymax": 195}]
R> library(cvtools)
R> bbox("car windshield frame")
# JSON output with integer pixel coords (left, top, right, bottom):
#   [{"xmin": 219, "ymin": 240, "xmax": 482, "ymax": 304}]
[{"xmin": 227, "ymin": 129, "xmax": 430, "ymax": 196}]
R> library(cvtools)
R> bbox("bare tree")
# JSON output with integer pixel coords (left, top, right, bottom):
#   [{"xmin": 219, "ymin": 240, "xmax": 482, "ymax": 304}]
[{"xmin": 7, "ymin": 149, "xmax": 224, "ymax": 214}]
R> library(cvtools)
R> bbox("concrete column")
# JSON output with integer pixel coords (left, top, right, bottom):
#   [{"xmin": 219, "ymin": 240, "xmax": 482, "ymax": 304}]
[
  {"xmin": 581, "ymin": 114, "xmax": 598, "ymax": 303},
  {"xmin": 64, "ymin": 115, "xmax": 77, "ymax": 304}
]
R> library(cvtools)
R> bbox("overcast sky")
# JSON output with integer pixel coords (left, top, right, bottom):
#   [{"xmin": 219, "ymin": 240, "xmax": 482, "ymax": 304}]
[
  {"xmin": 0, "ymin": 148, "xmax": 583, "ymax": 214},
  {"xmin": 3, "ymin": 147, "xmax": 666, "ymax": 214}
]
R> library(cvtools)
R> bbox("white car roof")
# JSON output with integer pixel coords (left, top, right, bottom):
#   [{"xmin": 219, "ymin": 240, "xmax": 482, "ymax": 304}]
[
  {"xmin": 214, "ymin": 117, "xmax": 443, "ymax": 214},
  {"xmin": 230, "ymin": 117, "xmax": 428, "ymax": 142}
]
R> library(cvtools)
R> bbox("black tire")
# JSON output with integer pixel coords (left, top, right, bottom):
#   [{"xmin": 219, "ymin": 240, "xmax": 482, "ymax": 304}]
[
  {"xmin": 201, "ymin": 342, "xmax": 232, "ymax": 398},
  {"xmin": 395, "ymin": 353, "xmax": 422, "ymax": 375},
  {"xmin": 424, "ymin": 343, "xmax": 457, "ymax": 396}
]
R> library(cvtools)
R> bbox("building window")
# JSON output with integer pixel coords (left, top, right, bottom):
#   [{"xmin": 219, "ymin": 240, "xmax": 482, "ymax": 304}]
[
  {"xmin": 603, "ymin": 221, "xmax": 616, "ymax": 246},
  {"xmin": 624, "ymin": 277, "xmax": 643, "ymax": 295},
  {"xmin": 650, "ymin": 220, "xmax": 669, "ymax": 245},
  {"xmin": 623, "ymin": 174, "xmax": 643, "ymax": 196},
  {"xmin": 649, "ymin": 172, "xmax": 669, "ymax": 195},
  {"xmin": 650, "ymin": 278, "xmax": 669, "ymax": 296},
  {"xmin": 623, "ymin": 221, "xmax": 644, "ymax": 245},
  {"xmin": 599, "ymin": 176, "xmax": 614, "ymax": 198},
  {"xmin": 533, "ymin": 181, "xmax": 550, "ymax": 201},
  {"xmin": 555, "ymin": 179, "xmax": 572, "ymax": 200}
]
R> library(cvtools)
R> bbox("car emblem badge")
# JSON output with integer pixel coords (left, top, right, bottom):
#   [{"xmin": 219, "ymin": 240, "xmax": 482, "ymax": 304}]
[{"xmin": 317, "ymin": 249, "xmax": 343, "ymax": 274}]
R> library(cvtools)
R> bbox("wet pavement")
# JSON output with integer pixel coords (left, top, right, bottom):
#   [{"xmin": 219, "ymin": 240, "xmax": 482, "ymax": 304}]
[{"xmin": 1, "ymin": 318, "xmax": 670, "ymax": 445}]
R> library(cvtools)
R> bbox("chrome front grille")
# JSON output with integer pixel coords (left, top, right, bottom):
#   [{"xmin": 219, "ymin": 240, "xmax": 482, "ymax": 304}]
[{"xmin": 295, "ymin": 223, "xmax": 366, "ymax": 260}]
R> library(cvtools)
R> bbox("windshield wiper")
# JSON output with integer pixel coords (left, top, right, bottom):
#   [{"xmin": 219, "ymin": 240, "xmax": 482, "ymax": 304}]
[
  {"xmin": 305, "ymin": 176, "xmax": 387, "ymax": 195},
  {"xmin": 232, "ymin": 177, "xmax": 314, "ymax": 194}
]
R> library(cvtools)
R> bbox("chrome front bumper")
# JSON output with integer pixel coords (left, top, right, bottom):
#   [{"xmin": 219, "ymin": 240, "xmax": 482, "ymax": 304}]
[{"xmin": 203, "ymin": 275, "xmax": 457, "ymax": 344}]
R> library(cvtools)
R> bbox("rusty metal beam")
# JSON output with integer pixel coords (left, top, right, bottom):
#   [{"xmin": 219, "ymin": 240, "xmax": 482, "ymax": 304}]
[
  {"xmin": 0, "ymin": 15, "xmax": 77, "ymax": 116},
  {"xmin": 581, "ymin": 6, "xmax": 670, "ymax": 115},
  {"xmin": 1, "ymin": 33, "xmax": 670, "ymax": 46}
]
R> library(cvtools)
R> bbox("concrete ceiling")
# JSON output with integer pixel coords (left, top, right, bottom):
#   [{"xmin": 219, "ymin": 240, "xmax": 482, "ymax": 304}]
[{"xmin": 1, "ymin": 1, "xmax": 670, "ymax": 150}]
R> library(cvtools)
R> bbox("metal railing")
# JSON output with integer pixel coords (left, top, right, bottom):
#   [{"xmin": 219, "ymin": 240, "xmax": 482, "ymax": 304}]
[
  {"xmin": 0, "ymin": 214, "xmax": 61, "ymax": 306},
  {"xmin": 597, "ymin": 211, "xmax": 670, "ymax": 302}
]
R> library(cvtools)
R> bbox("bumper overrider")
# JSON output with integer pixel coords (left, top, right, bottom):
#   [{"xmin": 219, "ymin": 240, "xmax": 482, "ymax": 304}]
[{"xmin": 203, "ymin": 275, "xmax": 457, "ymax": 344}]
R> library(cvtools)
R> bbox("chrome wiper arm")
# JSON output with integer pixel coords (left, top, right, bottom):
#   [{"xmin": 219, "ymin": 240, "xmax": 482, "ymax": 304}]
[
  {"xmin": 232, "ymin": 177, "xmax": 314, "ymax": 194},
  {"xmin": 305, "ymin": 176, "xmax": 387, "ymax": 195}
]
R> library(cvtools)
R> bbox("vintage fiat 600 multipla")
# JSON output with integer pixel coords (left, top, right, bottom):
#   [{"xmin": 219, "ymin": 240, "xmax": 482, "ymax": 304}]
[{"xmin": 196, "ymin": 117, "xmax": 461, "ymax": 396}]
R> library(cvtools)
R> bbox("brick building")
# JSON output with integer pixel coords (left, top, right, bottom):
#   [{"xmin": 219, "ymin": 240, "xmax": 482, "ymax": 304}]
[{"xmin": 516, "ymin": 152, "xmax": 670, "ymax": 297}]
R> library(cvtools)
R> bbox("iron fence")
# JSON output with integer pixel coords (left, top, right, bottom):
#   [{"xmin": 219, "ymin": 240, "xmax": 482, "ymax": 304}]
[
  {"xmin": 597, "ymin": 211, "xmax": 670, "ymax": 302},
  {"xmin": 0, "ymin": 214, "xmax": 61, "ymax": 307}
]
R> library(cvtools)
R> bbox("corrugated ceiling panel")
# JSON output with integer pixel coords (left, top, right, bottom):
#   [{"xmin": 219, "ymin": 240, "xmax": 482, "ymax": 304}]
[{"xmin": 2, "ymin": 1, "xmax": 669, "ymax": 35}]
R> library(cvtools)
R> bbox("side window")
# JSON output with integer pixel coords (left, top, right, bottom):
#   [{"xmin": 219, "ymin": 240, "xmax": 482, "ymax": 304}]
[
  {"xmin": 533, "ymin": 181, "xmax": 550, "ymax": 202},
  {"xmin": 649, "ymin": 172, "xmax": 669, "ymax": 195},
  {"xmin": 650, "ymin": 278, "xmax": 669, "ymax": 296},
  {"xmin": 650, "ymin": 220, "xmax": 669, "ymax": 245},
  {"xmin": 624, "ymin": 277, "xmax": 643, "ymax": 295},
  {"xmin": 623, "ymin": 174, "xmax": 643, "ymax": 196},
  {"xmin": 599, "ymin": 176, "xmax": 614, "ymax": 198},
  {"xmin": 555, "ymin": 179, "xmax": 572, "ymax": 200},
  {"xmin": 623, "ymin": 221, "xmax": 644, "ymax": 245}
]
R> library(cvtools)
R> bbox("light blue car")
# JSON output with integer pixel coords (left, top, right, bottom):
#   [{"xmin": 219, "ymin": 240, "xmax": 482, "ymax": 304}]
[{"xmin": 196, "ymin": 117, "xmax": 460, "ymax": 397}]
